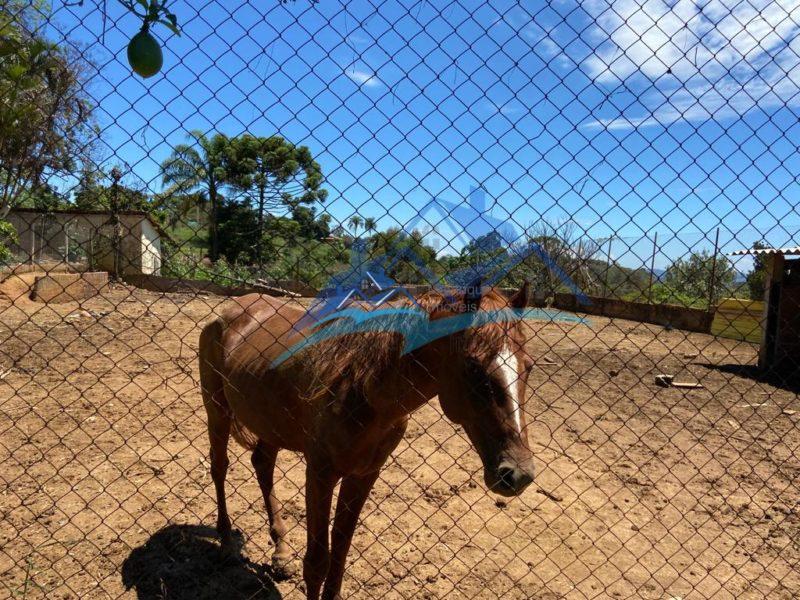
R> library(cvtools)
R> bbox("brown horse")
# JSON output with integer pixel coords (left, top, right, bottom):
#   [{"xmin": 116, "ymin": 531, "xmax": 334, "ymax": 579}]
[{"xmin": 198, "ymin": 283, "xmax": 536, "ymax": 599}]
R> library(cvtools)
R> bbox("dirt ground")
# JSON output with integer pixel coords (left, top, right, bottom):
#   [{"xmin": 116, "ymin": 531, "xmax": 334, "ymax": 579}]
[{"xmin": 0, "ymin": 282, "xmax": 799, "ymax": 599}]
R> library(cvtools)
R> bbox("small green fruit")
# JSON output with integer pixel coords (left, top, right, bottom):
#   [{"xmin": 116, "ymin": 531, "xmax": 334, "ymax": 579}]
[{"xmin": 127, "ymin": 30, "xmax": 163, "ymax": 78}]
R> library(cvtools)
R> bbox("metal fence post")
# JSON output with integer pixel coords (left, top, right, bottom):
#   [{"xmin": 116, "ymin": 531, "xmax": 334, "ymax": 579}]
[
  {"xmin": 603, "ymin": 236, "xmax": 614, "ymax": 298},
  {"xmin": 708, "ymin": 227, "xmax": 721, "ymax": 310},
  {"xmin": 648, "ymin": 231, "xmax": 658, "ymax": 304}
]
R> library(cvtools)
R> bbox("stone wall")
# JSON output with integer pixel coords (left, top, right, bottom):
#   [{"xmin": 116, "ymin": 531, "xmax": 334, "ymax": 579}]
[
  {"xmin": 122, "ymin": 274, "xmax": 309, "ymax": 298},
  {"xmin": 397, "ymin": 286, "xmax": 714, "ymax": 333},
  {"xmin": 533, "ymin": 292, "xmax": 714, "ymax": 333}
]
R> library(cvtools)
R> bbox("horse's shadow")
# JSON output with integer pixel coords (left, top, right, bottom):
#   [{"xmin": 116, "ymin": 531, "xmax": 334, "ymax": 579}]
[{"xmin": 121, "ymin": 524, "xmax": 282, "ymax": 599}]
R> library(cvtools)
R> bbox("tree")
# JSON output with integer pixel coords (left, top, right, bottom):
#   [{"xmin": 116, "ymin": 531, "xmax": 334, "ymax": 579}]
[
  {"xmin": 16, "ymin": 182, "xmax": 66, "ymax": 211},
  {"xmin": 265, "ymin": 237, "xmax": 349, "ymax": 289},
  {"xmin": 364, "ymin": 217, "xmax": 377, "ymax": 234},
  {"xmin": 0, "ymin": 219, "xmax": 17, "ymax": 264},
  {"xmin": 0, "ymin": 1, "xmax": 94, "ymax": 218},
  {"xmin": 746, "ymin": 240, "xmax": 769, "ymax": 301},
  {"xmin": 156, "ymin": 190, "xmax": 207, "ymax": 229},
  {"xmin": 216, "ymin": 197, "xmax": 260, "ymax": 263},
  {"xmin": 348, "ymin": 215, "xmax": 363, "ymax": 237},
  {"xmin": 520, "ymin": 221, "xmax": 601, "ymax": 296},
  {"xmin": 73, "ymin": 166, "xmax": 150, "ymax": 212},
  {"xmin": 291, "ymin": 205, "xmax": 331, "ymax": 240},
  {"xmin": 161, "ymin": 131, "xmax": 230, "ymax": 260},
  {"xmin": 663, "ymin": 249, "xmax": 736, "ymax": 306},
  {"xmin": 368, "ymin": 228, "xmax": 441, "ymax": 284},
  {"xmin": 73, "ymin": 161, "xmax": 105, "ymax": 211},
  {"xmin": 440, "ymin": 231, "xmax": 510, "ymax": 285},
  {"xmin": 225, "ymin": 135, "xmax": 327, "ymax": 263}
]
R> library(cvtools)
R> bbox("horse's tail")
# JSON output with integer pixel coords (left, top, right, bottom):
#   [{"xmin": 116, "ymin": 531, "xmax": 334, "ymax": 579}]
[{"xmin": 199, "ymin": 316, "xmax": 259, "ymax": 451}]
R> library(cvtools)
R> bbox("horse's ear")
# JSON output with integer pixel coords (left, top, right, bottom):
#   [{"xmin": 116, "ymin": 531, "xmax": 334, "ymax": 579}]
[
  {"xmin": 464, "ymin": 277, "xmax": 483, "ymax": 312},
  {"xmin": 509, "ymin": 281, "xmax": 530, "ymax": 309}
]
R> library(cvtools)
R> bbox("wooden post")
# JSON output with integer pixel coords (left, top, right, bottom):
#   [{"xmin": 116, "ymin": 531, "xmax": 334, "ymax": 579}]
[
  {"xmin": 707, "ymin": 228, "xmax": 720, "ymax": 310},
  {"xmin": 603, "ymin": 236, "xmax": 613, "ymax": 298},
  {"xmin": 648, "ymin": 231, "xmax": 658, "ymax": 303},
  {"xmin": 110, "ymin": 168, "xmax": 122, "ymax": 279},
  {"xmin": 759, "ymin": 252, "xmax": 784, "ymax": 370}
]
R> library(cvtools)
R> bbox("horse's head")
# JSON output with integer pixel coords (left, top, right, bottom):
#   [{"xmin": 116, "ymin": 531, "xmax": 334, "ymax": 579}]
[{"xmin": 430, "ymin": 282, "xmax": 536, "ymax": 497}]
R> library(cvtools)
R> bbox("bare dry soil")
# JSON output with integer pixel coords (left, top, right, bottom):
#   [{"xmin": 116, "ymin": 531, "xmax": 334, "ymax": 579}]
[{"xmin": 1, "ymin": 284, "xmax": 798, "ymax": 599}]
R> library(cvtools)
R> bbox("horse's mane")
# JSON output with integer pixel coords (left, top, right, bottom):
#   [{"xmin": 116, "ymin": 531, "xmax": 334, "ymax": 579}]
[{"xmin": 300, "ymin": 287, "xmax": 512, "ymax": 408}]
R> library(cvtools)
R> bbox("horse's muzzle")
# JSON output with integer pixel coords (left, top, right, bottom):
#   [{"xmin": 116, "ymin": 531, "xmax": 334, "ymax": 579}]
[{"xmin": 488, "ymin": 461, "xmax": 534, "ymax": 497}]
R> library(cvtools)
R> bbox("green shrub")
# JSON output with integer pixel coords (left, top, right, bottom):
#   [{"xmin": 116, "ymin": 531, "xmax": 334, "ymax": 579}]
[
  {"xmin": 260, "ymin": 238, "xmax": 349, "ymax": 289},
  {"xmin": 623, "ymin": 283, "xmax": 708, "ymax": 308},
  {"xmin": 0, "ymin": 220, "xmax": 18, "ymax": 265},
  {"xmin": 161, "ymin": 253, "xmax": 253, "ymax": 287}
]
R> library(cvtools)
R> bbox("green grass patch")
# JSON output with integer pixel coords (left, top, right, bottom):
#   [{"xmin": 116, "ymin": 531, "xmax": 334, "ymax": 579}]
[{"xmin": 711, "ymin": 298, "xmax": 764, "ymax": 343}]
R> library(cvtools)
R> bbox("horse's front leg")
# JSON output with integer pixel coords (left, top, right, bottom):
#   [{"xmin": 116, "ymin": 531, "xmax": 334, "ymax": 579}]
[
  {"xmin": 322, "ymin": 423, "xmax": 403, "ymax": 599},
  {"xmin": 304, "ymin": 463, "xmax": 337, "ymax": 600},
  {"xmin": 321, "ymin": 470, "xmax": 381, "ymax": 600}
]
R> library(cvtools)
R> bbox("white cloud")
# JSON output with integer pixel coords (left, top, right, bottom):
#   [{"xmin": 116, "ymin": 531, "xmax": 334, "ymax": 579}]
[
  {"xmin": 346, "ymin": 68, "xmax": 382, "ymax": 88},
  {"xmin": 346, "ymin": 32, "xmax": 371, "ymax": 45},
  {"xmin": 502, "ymin": 7, "xmax": 564, "ymax": 59},
  {"xmin": 584, "ymin": 114, "xmax": 662, "ymax": 130},
  {"xmin": 582, "ymin": 0, "xmax": 800, "ymax": 128}
]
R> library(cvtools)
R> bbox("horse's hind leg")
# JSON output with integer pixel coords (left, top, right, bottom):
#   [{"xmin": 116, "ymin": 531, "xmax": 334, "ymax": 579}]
[
  {"xmin": 206, "ymin": 393, "xmax": 233, "ymax": 547},
  {"xmin": 199, "ymin": 319, "xmax": 234, "ymax": 548},
  {"xmin": 251, "ymin": 441, "xmax": 295, "ymax": 578}
]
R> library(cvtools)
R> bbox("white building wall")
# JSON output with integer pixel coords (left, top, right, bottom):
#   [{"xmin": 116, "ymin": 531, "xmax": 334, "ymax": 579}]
[{"xmin": 140, "ymin": 219, "xmax": 162, "ymax": 275}]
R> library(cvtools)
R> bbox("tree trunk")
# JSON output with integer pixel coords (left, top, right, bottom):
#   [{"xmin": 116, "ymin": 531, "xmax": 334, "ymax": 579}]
[
  {"xmin": 209, "ymin": 183, "xmax": 219, "ymax": 261},
  {"xmin": 257, "ymin": 183, "xmax": 265, "ymax": 266}
]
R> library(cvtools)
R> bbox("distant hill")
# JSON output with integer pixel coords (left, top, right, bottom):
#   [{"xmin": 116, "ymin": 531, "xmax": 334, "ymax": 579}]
[
  {"xmin": 652, "ymin": 267, "xmax": 667, "ymax": 282},
  {"xmin": 651, "ymin": 267, "xmax": 747, "ymax": 284}
]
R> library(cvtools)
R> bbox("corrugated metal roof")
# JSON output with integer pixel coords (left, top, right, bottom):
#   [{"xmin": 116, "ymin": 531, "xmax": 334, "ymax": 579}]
[{"xmin": 730, "ymin": 246, "xmax": 800, "ymax": 256}]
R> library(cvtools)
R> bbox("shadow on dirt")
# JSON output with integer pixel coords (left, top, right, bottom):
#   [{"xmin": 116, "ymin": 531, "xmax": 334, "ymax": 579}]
[
  {"xmin": 700, "ymin": 362, "xmax": 800, "ymax": 394},
  {"xmin": 121, "ymin": 524, "xmax": 282, "ymax": 599}
]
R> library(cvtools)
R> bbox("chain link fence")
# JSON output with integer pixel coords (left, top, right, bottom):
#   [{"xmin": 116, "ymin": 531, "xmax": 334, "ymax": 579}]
[{"xmin": 1, "ymin": 0, "xmax": 800, "ymax": 598}]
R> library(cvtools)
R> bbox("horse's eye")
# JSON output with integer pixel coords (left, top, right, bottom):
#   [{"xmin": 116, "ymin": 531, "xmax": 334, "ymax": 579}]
[
  {"xmin": 465, "ymin": 359, "xmax": 483, "ymax": 375},
  {"xmin": 465, "ymin": 361, "xmax": 493, "ymax": 394}
]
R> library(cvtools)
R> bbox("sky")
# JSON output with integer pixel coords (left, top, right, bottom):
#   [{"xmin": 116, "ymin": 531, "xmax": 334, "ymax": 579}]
[{"xmin": 41, "ymin": 0, "xmax": 800, "ymax": 271}]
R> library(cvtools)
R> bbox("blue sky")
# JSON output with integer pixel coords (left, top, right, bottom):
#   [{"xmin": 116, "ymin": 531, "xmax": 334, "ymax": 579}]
[{"xmin": 44, "ymin": 0, "xmax": 800, "ymax": 270}]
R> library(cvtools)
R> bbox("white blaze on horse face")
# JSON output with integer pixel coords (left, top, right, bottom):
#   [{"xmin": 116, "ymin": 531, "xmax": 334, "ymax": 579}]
[{"xmin": 492, "ymin": 345, "xmax": 522, "ymax": 434}]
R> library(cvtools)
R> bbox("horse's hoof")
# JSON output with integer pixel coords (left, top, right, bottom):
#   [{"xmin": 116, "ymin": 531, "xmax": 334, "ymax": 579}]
[
  {"xmin": 218, "ymin": 528, "xmax": 244, "ymax": 562},
  {"xmin": 219, "ymin": 541, "xmax": 242, "ymax": 563},
  {"xmin": 271, "ymin": 555, "xmax": 298, "ymax": 580},
  {"xmin": 217, "ymin": 522, "xmax": 232, "ymax": 542}
]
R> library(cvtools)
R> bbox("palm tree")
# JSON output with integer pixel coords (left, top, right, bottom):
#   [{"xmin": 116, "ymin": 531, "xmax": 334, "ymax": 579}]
[
  {"xmin": 364, "ymin": 217, "xmax": 377, "ymax": 235},
  {"xmin": 155, "ymin": 188, "xmax": 208, "ymax": 229},
  {"xmin": 161, "ymin": 130, "xmax": 230, "ymax": 260},
  {"xmin": 348, "ymin": 215, "xmax": 363, "ymax": 237}
]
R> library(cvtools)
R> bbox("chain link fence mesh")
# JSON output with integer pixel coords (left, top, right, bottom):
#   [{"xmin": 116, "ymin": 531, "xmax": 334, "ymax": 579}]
[{"xmin": 1, "ymin": 0, "xmax": 800, "ymax": 598}]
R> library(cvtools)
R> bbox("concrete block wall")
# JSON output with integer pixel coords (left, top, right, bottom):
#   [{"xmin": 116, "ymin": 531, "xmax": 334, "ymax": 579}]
[{"xmin": 30, "ymin": 272, "xmax": 109, "ymax": 304}]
